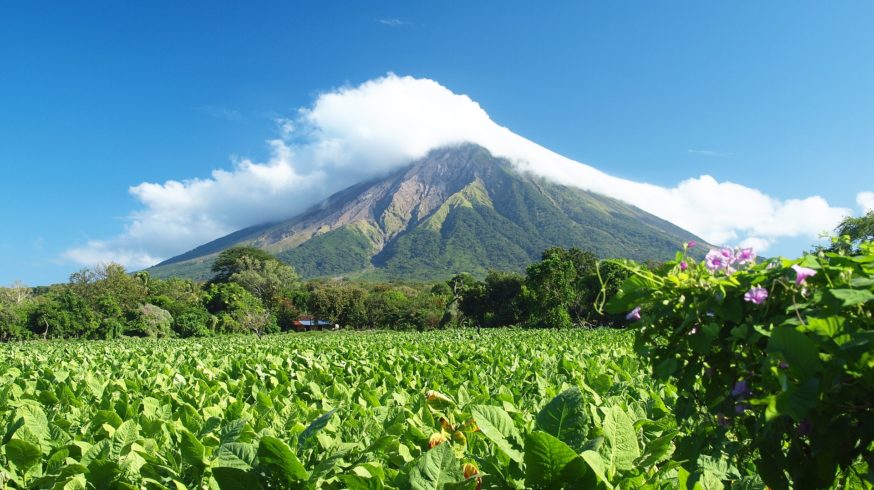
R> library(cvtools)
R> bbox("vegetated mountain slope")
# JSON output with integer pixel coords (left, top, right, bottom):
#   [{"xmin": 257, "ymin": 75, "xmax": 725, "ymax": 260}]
[{"xmin": 148, "ymin": 144, "xmax": 704, "ymax": 281}]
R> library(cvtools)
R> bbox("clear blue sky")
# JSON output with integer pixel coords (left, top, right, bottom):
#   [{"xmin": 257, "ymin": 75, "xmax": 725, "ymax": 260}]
[{"xmin": 2, "ymin": 1, "xmax": 873, "ymax": 285}]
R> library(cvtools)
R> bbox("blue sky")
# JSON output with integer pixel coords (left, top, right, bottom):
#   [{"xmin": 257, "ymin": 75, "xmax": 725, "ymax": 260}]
[{"xmin": 2, "ymin": 1, "xmax": 873, "ymax": 285}]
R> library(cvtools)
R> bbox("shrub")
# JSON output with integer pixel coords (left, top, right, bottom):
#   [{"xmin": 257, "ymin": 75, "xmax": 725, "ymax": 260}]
[{"xmin": 606, "ymin": 241, "xmax": 874, "ymax": 488}]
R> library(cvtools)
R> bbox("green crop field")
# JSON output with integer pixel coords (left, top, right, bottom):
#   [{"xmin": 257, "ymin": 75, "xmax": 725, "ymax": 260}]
[{"xmin": 0, "ymin": 329, "xmax": 734, "ymax": 489}]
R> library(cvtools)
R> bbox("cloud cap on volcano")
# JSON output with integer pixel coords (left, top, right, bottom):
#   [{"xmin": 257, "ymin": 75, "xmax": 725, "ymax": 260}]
[{"xmin": 63, "ymin": 74, "xmax": 853, "ymax": 267}]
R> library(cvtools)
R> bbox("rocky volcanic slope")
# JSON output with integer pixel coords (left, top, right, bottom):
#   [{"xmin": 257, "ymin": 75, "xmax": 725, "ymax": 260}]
[{"xmin": 148, "ymin": 144, "xmax": 704, "ymax": 281}]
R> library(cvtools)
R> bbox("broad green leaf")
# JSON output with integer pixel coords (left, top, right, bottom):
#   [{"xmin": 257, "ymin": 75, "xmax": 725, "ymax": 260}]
[
  {"xmin": 141, "ymin": 397, "xmax": 161, "ymax": 419},
  {"xmin": 110, "ymin": 420, "xmax": 140, "ymax": 458},
  {"xmin": 635, "ymin": 430, "xmax": 676, "ymax": 468},
  {"xmin": 408, "ymin": 442, "xmax": 464, "ymax": 490},
  {"xmin": 90, "ymin": 410, "xmax": 123, "ymax": 432},
  {"xmin": 340, "ymin": 474, "xmax": 386, "ymax": 490},
  {"xmin": 60, "ymin": 474, "xmax": 88, "ymax": 490},
  {"xmin": 80, "ymin": 439, "xmax": 110, "ymax": 467},
  {"xmin": 580, "ymin": 450, "xmax": 612, "ymax": 489},
  {"xmin": 5, "ymin": 438, "xmax": 42, "ymax": 472},
  {"xmin": 765, "ymin": 379, "xmax": 819, "ymax": 422},
  {"xmin": 179, "ymin": 430, "xmax": 205, "ymax": 466},
  {"xmin": 806, "ymin": 316, "xmax": 848, "ymax": 344},
  {"xmin": 211, "ymin": 467, "xmax": 264, "ymax": 489},
  {"xmin": 535, "ymin": 387, "xmax": 589, "ymax": 452},
  {"xmin": 767, "ymin": 326, "xmax": 821, "ymax": 379},
  {"xmin": 219, "ymin": 419, "xmax": 249, "ymax": 445},
  {"xmin": 13, "ymin": 402, "xmax": 50, "ymax": 445},
  {"xmin": 213, "ymin": 442, "xmax": 257, "ymax": 470},
  {"xmin": 601, "ymin": 406, "xmax": 639, "ymax": 476},
  {"xmin": 257, "ymin": 436, "xmax": 309, "ymax": 485},
  {"xmin": 524, "ymin": 431, "xmax": 592, "ymax": 489},
  {"xmin": 605, "ymin": 273, "xmax": 658, "ymax": 314},
  {"xmin": 298, "ymin": 409, "xmax": 336, "ymax": 450},
  {"xmin": 828, "ymin": 288, "xmax": 874, "ymax": 307},
  {"xmin": 469, "ymin": 405, "xmax": 523, "ymax": 463}
]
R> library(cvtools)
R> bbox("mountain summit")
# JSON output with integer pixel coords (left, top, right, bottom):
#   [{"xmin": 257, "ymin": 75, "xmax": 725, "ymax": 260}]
[{"xmin": 149, "ymin": 144, "xmax": 703, "ymax": 280}]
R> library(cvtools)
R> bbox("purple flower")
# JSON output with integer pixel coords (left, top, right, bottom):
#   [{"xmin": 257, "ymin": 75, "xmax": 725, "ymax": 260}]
[
  {"xmin": 679, "ymin": 261, "xmax": 688, "ymax": 271},
  {"xmin": 686, "ymin": 241, "xmax": 697, "ymax": 249},
  {"xmin": 719, "ymin": 248, "xmax": 735, "ymax": 260},
  {"xmin": 731, "ymin": 380, "xmax": 750, "ymax": 398},
  {"xmin": 797, "ymin": 420, "xmax": 812, "ymax": 436},
  {"xmin": 626, "ymin": 306, "xmax": 641, "ymax": 321},
  {"xmin": 735, "ymin": 247, "xmax": 756, "ymax": 265},
  {"xmin": 744, "ymin": 286, "xmax": 768, "ymax": 305},
  {"xmin": 791, "ymin": 264, "xmax": 817, "ymax": 285},
  {"xmin": 735, "ymin": 404, "xmax": 748, "ymax": 414},
  {"xmin": 705, "ymin": 250, "xmax": 726, "ymax": 271},
  {"xmin": 778, "ymin": 361, "xmax": 789, "ymax": 369}
]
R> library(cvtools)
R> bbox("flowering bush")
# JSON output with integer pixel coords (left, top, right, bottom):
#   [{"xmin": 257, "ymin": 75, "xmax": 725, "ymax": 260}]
[{"xmin": 605, "ymin": 241, "xmax": 874, "ymax": 488}]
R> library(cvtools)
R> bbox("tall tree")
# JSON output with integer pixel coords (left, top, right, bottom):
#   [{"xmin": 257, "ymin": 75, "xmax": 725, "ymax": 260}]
[
  {"xmin": 211, "ymin": 246, "xmax": 278, "ymax": 282},
  {"xmin": 229, "ymin": 255, "xmax": 299, "ymax": 306},
  {"xmin": 524, "ymin": 250, "xmax": 576, "ymax": 329},
  {"xmin": 830, "ymin": 211, "xmax": 874, "ymax": 254}
]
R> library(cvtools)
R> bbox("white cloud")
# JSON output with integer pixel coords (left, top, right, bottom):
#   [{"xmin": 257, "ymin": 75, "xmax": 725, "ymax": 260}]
[
  {"xmin": 738, "ymin": 237, "xmax": 772, "ymax": 253},
  {"xmin": 858, "ymin": 191, "xmax": 874, "ymax": 213},
  {"xmin": 378, "ymin": 18, "xmax": 410, "ymax": 27},
  {"xmin": 687, "ymin": 148, "xmax": 731, "ymax": 157},
  {"xmin": 63, "ymin": 74, "xmax": 853, "ymax": 268}
]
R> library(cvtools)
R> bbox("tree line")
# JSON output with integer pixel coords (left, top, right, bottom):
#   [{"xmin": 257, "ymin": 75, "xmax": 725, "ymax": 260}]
[{"xmin": 0, "ymin": 245, "xmax": 635, "ymax": 341}]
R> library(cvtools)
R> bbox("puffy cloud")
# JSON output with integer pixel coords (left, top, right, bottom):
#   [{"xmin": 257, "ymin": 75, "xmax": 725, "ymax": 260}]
[
  {"xmin": 62, "ymin": 240, "xmax": 160, "ymax": 270},
  {"xmin": 63, "ymin": 74, "xmax": 852, "ymax": 268},
  {"xmin": 858, "ymin": 191, "xmax": 874, "ymax": 213}
]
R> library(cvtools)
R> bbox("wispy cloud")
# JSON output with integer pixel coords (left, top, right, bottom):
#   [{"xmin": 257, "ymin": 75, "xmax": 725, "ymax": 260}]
[
  {"xmin": 858, "ymin": 191, "xmax": 874, "ymax": 213},
  {"xmin": 275, "ymin": 117, "xmax": 295, "ymax": 139},
  {"xmin": 378, "ymin": 18, "xmax": 410, "ymax": 27},
  {"xmin": 63, "ymin": 74, "xmax": 852, "ymax": 268},
  {"xmin": 688, "ymin": 148, "xmax": 732, "ymax": 157},
  {"xmin": 196, "ymin": 105, "xmax": 244, "ymax": 122}
]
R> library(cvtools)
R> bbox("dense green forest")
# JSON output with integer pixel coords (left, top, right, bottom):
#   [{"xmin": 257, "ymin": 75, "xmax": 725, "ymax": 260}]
[
  {"xmin": 0, "ymin": 246, "xmax": 634, "ymax": 341},
  {"xmin": 3, "ymin": 212, "xmax": 871, "ymax": 342}
]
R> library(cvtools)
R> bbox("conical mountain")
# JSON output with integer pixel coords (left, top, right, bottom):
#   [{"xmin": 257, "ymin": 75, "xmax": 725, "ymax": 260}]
[{"xmin": 149, "ymin": 144, "xmax": 704, "ymax": 281}]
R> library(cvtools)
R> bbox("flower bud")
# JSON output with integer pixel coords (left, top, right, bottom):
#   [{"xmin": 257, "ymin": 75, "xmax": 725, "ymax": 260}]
[{"xmin": 428, "ymin": 432, "xmax": 447, "ymax": 448}]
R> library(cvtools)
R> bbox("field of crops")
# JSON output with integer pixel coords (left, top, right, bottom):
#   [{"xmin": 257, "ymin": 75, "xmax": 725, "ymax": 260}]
[{"xmin": 0, "ymin": 329, "xmax": 757, "ymax": 489}]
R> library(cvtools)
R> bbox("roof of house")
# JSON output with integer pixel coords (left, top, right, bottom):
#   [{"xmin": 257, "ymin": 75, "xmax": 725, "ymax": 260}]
[{"xmin": 294, "ymin": 319, "xmax": 332, "ymax": 326}]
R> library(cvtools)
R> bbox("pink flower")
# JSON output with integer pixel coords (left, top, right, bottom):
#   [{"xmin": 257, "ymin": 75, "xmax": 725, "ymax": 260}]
[
  {"xmin": 626, "ymin": 306, "xmax": 641, "ymax": 321},
  {"xmin": 735, "ymin": 248, "xmax": 756, "ymax": 265},
  {"xmin": 679, "ymin": 261, "xmax": 688, "ymax": 271},
  {"xmin": 705, "ymin": 250, "xmax": 725, "ymax": 271},
  {"xmin": 744, "ymin": 286, "xmax": 768, "ymax": 305},
  {"xmin": 685, "ymin": 241, "xmax": 697, "ymax": 249},
  {"xmin": 791, "ymin": 264, "xmax": 817, "ymax": 285}
]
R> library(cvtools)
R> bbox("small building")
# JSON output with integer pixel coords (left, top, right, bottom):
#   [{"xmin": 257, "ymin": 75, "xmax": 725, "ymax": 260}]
[{"xmin": 291, "ymin": 316, "xmax": 333, "ymax": 332}]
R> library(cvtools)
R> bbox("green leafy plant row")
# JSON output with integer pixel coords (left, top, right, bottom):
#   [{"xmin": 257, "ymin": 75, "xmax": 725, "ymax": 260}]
[{"xmin": 0, "ymin": 329, "xmax": 753, "ymax": 489}]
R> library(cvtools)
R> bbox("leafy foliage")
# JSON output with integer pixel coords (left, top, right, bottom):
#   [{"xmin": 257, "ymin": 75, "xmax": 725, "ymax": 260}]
[
  {"xmin": 0, "ymin": 329, "xmax": 731, "ymax": 488},
  {"xmin": 607, "ymin": 241, "xmax": 874, "ymax": 488}
]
